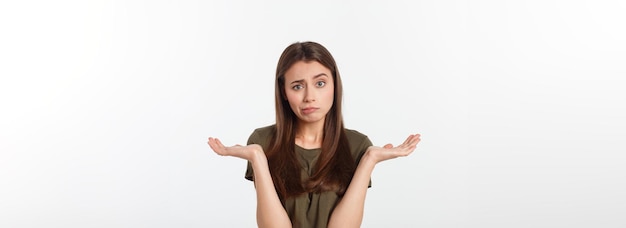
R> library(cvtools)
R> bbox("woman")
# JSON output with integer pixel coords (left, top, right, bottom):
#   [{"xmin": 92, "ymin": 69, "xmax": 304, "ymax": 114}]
[{"xmin": 208, "ymin": 41, "xmax": 421, "ymax": 228}]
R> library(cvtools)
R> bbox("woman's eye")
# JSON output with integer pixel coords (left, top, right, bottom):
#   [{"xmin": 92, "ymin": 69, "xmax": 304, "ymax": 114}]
[
  {"xmin": 292, "ymin": 85, "xmax": 303, "ymax": 90},
  {"xmin": 316, "ymin": 81, "xmax": 326, "ymax": 87}
]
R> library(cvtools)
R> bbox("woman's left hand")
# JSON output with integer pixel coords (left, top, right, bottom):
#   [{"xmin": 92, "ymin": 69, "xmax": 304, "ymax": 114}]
[{"xmin": 365, "ymin": 134, "xmax": 421, "ymax": 164}]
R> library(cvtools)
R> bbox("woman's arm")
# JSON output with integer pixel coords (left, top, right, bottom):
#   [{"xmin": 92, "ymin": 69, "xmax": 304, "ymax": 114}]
[
  {"xmin": 327, "ymin": 152, "xmax": 376, "ymax": 228},
  {"xmin": 208, "ymin": 137, "xmax": 292, "ymax": 228},
  {"xmin": 327, "ymin": 134, "xmax": 421, "ymax": 228}
]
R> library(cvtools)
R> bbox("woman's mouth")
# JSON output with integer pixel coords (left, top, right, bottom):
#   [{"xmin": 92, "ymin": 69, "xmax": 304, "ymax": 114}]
[{"xmin": 301, "ymin": 107, "xmax": 319, "ymax": 115}]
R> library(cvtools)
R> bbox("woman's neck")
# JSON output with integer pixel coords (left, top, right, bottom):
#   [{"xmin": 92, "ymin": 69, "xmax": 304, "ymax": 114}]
[{"xmin": 295, "ymin": 120, "xmax": 325, "ymax": 149}]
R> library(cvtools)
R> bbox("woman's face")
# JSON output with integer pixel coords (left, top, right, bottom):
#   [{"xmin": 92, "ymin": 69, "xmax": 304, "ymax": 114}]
[{"xmin": 283, "ymin": 60, "xmax": 335, "ymax": 125}]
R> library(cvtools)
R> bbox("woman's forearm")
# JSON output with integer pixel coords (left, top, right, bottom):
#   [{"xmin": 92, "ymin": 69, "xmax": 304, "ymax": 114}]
[
  {"xmin": 327, "ymin": 153, "xmax": 377, "ymax": 228},
  {"xmin": 250, "ymin": 154, "xmax": 292, "ymax": 228}
]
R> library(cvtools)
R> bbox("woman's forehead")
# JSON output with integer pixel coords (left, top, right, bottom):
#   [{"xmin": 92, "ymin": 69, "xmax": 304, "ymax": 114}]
[{"xmin": 284, "ymin": 61, "xmax": 332, "ymax": 81}]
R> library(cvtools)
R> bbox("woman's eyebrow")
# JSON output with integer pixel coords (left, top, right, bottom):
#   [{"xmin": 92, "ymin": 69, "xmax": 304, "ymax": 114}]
[
  {"xmin": 313, "ymin": 73, "xmax": 328, "ymax": 79},
  {"xmin": 290, "ymin": 73, "xmax": 328, "ymax": 84}
]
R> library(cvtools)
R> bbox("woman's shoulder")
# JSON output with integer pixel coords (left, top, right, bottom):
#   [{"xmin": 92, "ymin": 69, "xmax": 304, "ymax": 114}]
[
  {"xmin": 344, "ymin": 128, "xmax": 372, "ymax": 159},
  {"xmin": 252, "ymin": 124, "xmax": 276, "ymax": 135},
  {"xmin": 248, "ymin": 124, "xmax": 276, "ymax": 145},
  {"xmin": 344, "ymin": 128, "xmax": 372, "ymax": 149},
  {"xmin": 344, "ymin": 128, "xmax": 369, "ymax": 140}
]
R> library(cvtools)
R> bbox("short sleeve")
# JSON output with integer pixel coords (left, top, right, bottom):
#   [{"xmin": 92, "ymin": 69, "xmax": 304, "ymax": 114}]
[
  {"xmin": 354, "ymin": 136, "xmax": 373, "ymax": 165},
  {"xmin": 345, "ymin": 128, "xmax": 373, "ymax": 188},
  {"xmin": 244, "ymin": 125, "xmax": 274, "ymax": 182},
  {"xmin": 355, "ymin": 136, "xmax": 373, "ymax": 188},
  {"xmin": 244, "ymin": 132, "xmax": 257, "ymax": 182}
]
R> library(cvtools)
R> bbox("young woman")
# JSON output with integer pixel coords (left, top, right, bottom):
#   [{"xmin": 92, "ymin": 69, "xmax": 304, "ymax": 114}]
[{"xmin": 208, "ymin": 41, "xmax": 421, "ymax": 228}]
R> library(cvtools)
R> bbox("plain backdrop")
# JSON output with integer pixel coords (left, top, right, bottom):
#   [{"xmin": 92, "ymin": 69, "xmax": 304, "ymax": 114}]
[{"xmin": 1, "ymin": 0, "xmax": 625, "ymax": 227}]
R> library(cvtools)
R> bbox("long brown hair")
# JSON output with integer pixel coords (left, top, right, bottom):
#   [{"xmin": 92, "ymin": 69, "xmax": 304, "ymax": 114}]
[{"xmin": 267, "ymin": 41, "xmax": 355, "ymax": 200}]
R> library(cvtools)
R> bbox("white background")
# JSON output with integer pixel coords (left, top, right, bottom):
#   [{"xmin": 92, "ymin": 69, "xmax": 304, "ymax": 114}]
[{"xmin": 1, "ymin": 0, "xmax": 625, "ymax": 227}]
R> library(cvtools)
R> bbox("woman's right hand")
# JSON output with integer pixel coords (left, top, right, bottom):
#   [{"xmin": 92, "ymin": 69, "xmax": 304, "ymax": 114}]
[{"xmin": 207, "ymin": 137, "xmax": 265, "ymax": 162}]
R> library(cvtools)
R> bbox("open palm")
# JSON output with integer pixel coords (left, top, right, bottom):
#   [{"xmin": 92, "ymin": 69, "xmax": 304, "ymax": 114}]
[
  {"xmin": 207, "ymin": 137, "xmax": 264, "ymax": 162},
  {"xmin": 367, "ymin": 134, "xmax": 421, "ymax": 163}
]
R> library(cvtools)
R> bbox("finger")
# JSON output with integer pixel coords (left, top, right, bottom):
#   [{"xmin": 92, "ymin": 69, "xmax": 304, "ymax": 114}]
[
  {"xmin": 215, "ymin": 138, "xmax": 225, "ymax": 148},
  {"xmin": 398, "ymin": 135, "xmax": 417, "ymax": 148},
  {"xmin": 409, "ymin": 134, "xmax": 420, "ymax": 143},
  {"xmin": 208, "ymin": 138, "xmax": 220, "ymax": 152},
  {"xmin": 407, "ymin": 134, "xmax": 421, "ymax": 146},
  {"xmin": 412, "ymin": 134, "xmax": 421, "ymax": 142},
  {"xmin": 383, "ymin": 143, "xmax": 393, "ymax": 149},
  {"xmin": 208, "ymin": 138, "xmax": 227, "ymax": 154},
  {"xmin": 208, "ymin": 138, "xmax": 221, "ymax": 149},
  {"xmin": 402, "ymin": 134, "xmax": 413, "ymax": 145}
]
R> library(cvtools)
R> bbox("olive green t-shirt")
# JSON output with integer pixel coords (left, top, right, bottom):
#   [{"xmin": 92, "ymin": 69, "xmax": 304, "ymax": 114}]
[{"xmin": 245, "ymin": 125, "xmax": 372, "ymax": 228}]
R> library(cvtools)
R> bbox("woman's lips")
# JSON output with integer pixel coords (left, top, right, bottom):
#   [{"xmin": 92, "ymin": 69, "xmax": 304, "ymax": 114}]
[{"xmin": 301, "ymin": 107, "xmax": 319, "ymax": 114}]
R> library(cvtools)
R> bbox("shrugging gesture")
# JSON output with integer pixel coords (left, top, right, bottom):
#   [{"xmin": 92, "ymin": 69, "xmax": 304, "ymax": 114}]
[{"xmin": 207, "ymin": 41, "xmax": 422, "ymax": 228}]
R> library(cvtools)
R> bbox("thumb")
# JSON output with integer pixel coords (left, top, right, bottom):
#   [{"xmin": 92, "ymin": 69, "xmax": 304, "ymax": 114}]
[{"xmin": 383, "ymin": 143, "xmax": 393, "ymax": 149}]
